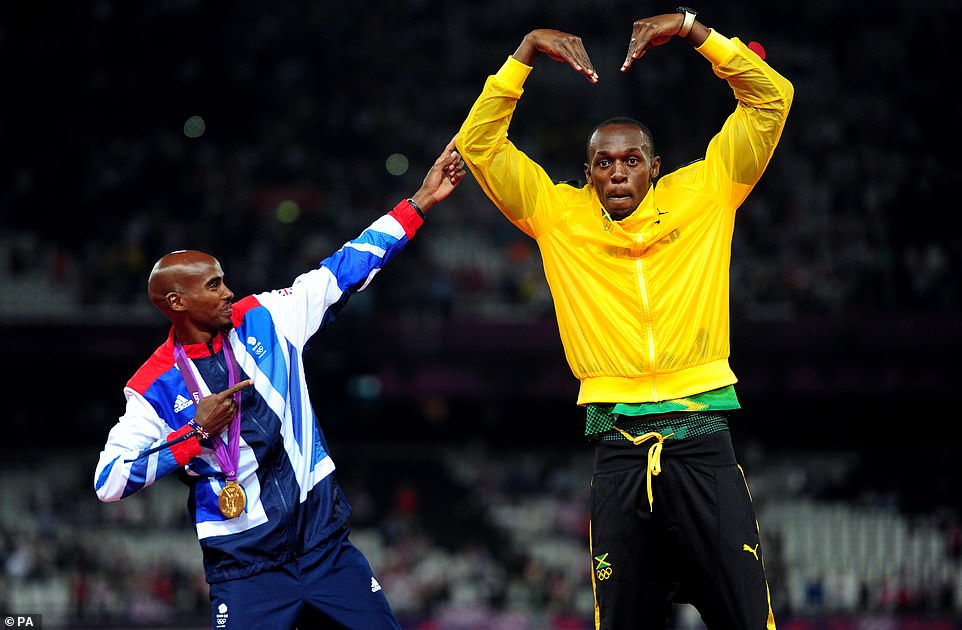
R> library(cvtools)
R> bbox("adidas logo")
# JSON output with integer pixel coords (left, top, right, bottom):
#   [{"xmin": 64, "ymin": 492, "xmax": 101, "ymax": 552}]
[
  {"xmin": 173, "ymin": 394, "xmax": 194, "ymax": 414},
  {"xmin": 371, "ymin": 577, "xmax": 382, "ymax": 593}
]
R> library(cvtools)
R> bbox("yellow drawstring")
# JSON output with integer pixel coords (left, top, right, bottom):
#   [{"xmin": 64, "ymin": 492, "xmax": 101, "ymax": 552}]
[{"xmin": 614, "ymin": 428, "xmax": 674, "ymax": 511}]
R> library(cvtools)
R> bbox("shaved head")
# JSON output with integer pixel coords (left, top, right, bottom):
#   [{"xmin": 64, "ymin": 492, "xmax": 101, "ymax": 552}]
[
  {"xmin": 147, "ymin": 250, "xmax": 219, "ymax": 313},
  {"xmin": 145, "ymin": 249, "xmax": 236, "ymax": 342}
]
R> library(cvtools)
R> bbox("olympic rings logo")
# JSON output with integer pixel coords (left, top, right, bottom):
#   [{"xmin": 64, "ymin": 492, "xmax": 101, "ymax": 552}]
[{"xmin": 596, "ymin": 567, "xmax": 612, "ymax": 580}]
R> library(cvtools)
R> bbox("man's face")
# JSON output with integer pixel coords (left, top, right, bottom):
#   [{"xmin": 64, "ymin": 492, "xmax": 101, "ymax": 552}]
[
  {"xmin": 584, "ymin": 123, "xmax": 660, "ymax": 221},
  {"xmin": 175, "ymin": 257, "xmax": 235, "ymax": 334}
]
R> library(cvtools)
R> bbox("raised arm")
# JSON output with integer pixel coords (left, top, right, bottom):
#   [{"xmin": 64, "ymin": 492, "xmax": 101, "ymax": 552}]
[{"xmin": 616, "ymin": 10, "xmax": 794, "ymax": 201}]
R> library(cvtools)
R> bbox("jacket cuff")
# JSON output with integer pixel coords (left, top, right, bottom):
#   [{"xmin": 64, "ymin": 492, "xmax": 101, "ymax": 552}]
[
  {"xmin": 499, "ymin": 55, "xmax": 533, "ymax": 89},
  {"xmin": 168, "ymin": 424, "xmax": 202, "ymax": 465},
  {"xmin": 389, "ymin": 198, "xmax": 424, "ymax": 239},
  {"xmin": 696, "ymin": 29, "xmax": 738, "ymax": 66}
]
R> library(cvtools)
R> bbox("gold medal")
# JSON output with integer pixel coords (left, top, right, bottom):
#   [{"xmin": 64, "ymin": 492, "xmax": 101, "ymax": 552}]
[{"xmin": 218, "ymin": 480, "xmax": 246, "ymax": 518}]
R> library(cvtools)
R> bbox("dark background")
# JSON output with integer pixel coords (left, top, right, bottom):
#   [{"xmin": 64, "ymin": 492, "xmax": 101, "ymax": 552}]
[
  {"xmin": 3, "ymin": 0, "xmax": 960, "ymax": 470},
  {"xmin": 2, "ymin": 3, "xmax": 962, "ymax": 627}
]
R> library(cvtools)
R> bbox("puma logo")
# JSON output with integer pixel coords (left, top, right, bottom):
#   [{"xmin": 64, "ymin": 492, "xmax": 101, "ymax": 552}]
[{"xmin": 742, "ymin": 543, "xmax": 759, "ymax": 561}]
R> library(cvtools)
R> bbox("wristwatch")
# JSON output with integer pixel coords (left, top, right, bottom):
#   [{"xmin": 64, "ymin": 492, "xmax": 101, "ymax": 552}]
[{"xmin": 675, "ymin": 6, "xmax": 697, "ymax": 38}]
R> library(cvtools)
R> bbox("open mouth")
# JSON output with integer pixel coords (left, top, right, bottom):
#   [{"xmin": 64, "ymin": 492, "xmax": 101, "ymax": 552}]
[{"xmin": 606, "ymin": 192, "xmax": 633, "ymax": 204}]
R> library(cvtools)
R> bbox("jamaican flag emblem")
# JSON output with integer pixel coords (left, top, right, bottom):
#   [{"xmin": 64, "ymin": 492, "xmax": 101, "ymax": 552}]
[{"xmin": 594, "ymin": 553, "xmax": 612, "ymax": 580}]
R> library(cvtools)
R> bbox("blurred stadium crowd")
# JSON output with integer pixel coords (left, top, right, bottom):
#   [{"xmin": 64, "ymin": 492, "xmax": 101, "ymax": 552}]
[
  {"xmin": 2, "ymin": 0, "xmax": 961, "ymax": 628},
  {"xmin": 3, "ymin": 442, "xmax": 962, "ymax": 629}
]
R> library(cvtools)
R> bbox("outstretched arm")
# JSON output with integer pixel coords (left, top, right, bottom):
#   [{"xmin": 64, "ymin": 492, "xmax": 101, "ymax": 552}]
[
  {"xmin": 513, "ymin": 29, "xmax": 599, "ymax": 83},
  {"xmin": 621, "ymin": 11, "xmax": 710, "ymax": 71}
]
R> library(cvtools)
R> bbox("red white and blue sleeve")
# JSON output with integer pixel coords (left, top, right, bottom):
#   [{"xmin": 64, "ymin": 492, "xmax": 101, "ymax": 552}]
[
  {"xmin": 94, "ymin": 384, "xmax": 201, "ymax": 502},
  {"xmin": 245, "ymin": 198, "xmax": 424, "ymax": 350}
]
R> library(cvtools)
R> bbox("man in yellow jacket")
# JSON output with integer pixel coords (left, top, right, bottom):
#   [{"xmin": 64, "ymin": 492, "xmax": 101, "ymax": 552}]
[{"xmin": 457, "ymin": 8, "xmax": 793, "ymax": 629}]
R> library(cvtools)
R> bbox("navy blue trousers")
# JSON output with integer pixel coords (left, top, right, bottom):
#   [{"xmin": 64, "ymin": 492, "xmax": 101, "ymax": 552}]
[{"xmin": 209, "ymin": 527, "xmax": 400, "ymax": 629}]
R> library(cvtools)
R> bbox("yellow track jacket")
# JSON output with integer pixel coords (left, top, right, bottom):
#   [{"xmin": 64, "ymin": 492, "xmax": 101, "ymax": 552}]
[{"xmin": 457, "ymin": 30, "xmax": 794, "ymax": 406}]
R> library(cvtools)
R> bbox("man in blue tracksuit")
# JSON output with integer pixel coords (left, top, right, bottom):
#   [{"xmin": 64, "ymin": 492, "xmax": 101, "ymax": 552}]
[{"xmin": 94, "ymin": 136, "xmax": 464, "ymax": 629}]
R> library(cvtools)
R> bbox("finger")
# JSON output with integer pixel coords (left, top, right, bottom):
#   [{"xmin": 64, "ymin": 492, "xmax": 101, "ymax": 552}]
[
  {"xmin": 569, "ymin": 61, "xmax": 598, "ymax": 82},
  {"xmin": 622, "ymin": 52, "xmax": 641, "ymax": 71},
  {"xmin": 566, "ymin": 46, "xmax": 598, "ymax": 82},
  {"xmin": 443, "ymin": 134, "xmax": 458, "ymax": 154},
  {"xmin": 623, "ymin": 28, "xmax": 651, "ymax": 68},
  {"xmin": 623, "ymin": 37, "xmax": 637, "ymax": 70},
  {"xmin": 622, "ymin": 43, "xmax": 652, "ymax": 71},
  {"xmin": 226, "ymin": 378, "xmax": 254, "ymax": 396},
  {"xmin": 437, "ymin": 151, "xmax": 458, "ymax": 170},
  {"xmin": 435, "ymin": 135, "xmax": 459, "ymax": 166}
]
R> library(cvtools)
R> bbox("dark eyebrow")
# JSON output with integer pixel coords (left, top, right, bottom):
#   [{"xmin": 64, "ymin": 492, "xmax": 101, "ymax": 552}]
[
  {"xmin": 595, "ymin": 146, "xmax": 647, "ymax": 155},
  {"xmin": 593, "ymin": 147, "xmax": 647, "ymax": 159}
]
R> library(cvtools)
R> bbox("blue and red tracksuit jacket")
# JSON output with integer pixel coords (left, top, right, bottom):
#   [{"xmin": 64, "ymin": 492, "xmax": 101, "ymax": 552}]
[{"xmin": 94, "ymin": 200, "xmax": 423, "ymax": 584}]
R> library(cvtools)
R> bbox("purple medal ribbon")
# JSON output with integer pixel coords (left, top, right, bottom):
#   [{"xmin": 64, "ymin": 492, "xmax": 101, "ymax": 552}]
[{"xmin": 173, "ymin": 332, "xmax": 242, "ymax": 483}]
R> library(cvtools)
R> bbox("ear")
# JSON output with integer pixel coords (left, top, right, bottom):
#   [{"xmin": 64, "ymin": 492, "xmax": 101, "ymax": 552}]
[
  {"xmin": 650, "ymin": 155, "xmax": 661, "ymax": 179},
  {"xmin": 166, "ymin": 292, "xmax": 186, "ymax": 312},
  {"xmin": 583, "ymin": 163, "xmax": 591, "ymax": 185}
]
